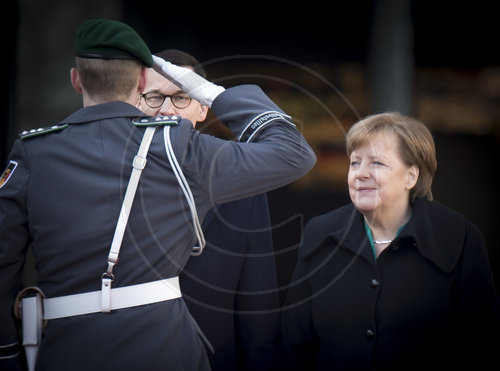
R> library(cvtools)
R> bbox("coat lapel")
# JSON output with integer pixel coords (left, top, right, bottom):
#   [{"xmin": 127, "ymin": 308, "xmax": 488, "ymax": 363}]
[
  {"xmin": 398, "ymin": 198, "xmax": 465, "ymax": 273},
  {"xmin": 299, "ymin": 204, "xmax": 375, "ymax": 265},
  {"xmin": 299, "ymin": 199, "xmax": 465, "ymax": 273}
]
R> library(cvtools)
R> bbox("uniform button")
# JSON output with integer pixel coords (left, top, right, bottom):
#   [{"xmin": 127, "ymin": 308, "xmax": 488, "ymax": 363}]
[
  {"xmin": 370, "ymin": 278, "xmax": 380, "ymax": 288},
  {"xmin": 366, "ymin": 329, "xmax": 375, "ymax": 339}
]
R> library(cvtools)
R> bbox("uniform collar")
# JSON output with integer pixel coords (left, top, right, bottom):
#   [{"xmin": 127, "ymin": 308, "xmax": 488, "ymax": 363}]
[
  {"xmin": 299, "ymin": 198, "xmax": 464, "ymax": 273},
  {"xmin": 60, "ymin": 101, "xmax": 147, "ymax": 125}
]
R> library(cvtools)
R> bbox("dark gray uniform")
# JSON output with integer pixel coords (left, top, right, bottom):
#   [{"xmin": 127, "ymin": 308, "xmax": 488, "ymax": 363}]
[{"xmin": 0, "ymin": 84, "xmax": 316, "ymax": 370}]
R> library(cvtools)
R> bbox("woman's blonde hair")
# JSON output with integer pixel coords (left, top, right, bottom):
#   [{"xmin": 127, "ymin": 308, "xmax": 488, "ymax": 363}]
[
  {"xmin": 75, "ymin": 57, "xmax": 142, "ymax": 101},
  {"xmin": 345, "ymin": 112, "xmax": 437, "ymax": 201}
]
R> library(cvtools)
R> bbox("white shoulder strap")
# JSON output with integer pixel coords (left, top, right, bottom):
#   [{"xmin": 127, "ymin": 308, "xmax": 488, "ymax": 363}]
[
  {"xmin": 163, "ymin": 125, "xmax": 205, "ymax": 256},
  {"xmin": 100, "ymin": 124, "xmax": 205, "ymax": 312},
  {"xmin": 102, "ymin": 126, "xmax": 156, "ymax": 311}
]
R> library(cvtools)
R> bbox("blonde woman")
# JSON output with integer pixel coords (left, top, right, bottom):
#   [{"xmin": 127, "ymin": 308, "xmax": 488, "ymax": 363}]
[{"xmin": 281, "ymin": 112, "xmax": 500, "ymax": 370}]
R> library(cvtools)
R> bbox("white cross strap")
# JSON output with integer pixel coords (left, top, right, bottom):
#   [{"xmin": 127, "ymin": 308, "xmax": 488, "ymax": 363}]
[
  {"xmin": 102, "ymin": 126, "xmax": 156, "ymax": 311},
  {"xmin": 105, "ymin": 126, "xmax": 157, "ymax": 278}
]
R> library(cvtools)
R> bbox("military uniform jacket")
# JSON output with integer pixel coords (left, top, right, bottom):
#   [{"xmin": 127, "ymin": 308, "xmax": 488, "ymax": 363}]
[
  {"xmin": 0, "ymin": 84, "xmax": 316, "ymax": 371},
  {"xmin": 281, "ymin": 198, "xmax": 500, "ymax": 370}
]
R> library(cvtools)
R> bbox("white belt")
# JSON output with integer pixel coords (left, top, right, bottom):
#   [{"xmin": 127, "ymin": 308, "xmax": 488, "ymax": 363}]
[{"xmin": 43, "ymin": 277, "xmax": 181, "ymax": 320}]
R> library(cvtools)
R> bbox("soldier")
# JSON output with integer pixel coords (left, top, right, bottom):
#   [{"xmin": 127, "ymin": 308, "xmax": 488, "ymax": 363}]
[{"xmin": 0, "ymin": 19, "xmax": 316, "ymax": 371}]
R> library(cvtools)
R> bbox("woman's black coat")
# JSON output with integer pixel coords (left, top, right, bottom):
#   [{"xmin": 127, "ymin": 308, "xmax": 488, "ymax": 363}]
[{"xmin": 281, "ymin": 198, "xmax": 500, "ymax": 370}]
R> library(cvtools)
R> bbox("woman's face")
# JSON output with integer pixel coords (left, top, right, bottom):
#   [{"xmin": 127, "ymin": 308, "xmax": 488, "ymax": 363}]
[{"xmin": 348, "ymin": 132, "xmax": 418, "ymax": 215}]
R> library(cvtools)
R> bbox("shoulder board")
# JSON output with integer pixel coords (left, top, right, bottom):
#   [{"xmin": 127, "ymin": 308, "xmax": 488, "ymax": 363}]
[
  {"xmin": 132, "ymin": 115, "xmax": 181, "ymax": 126},
  {"xmin": 19, "ymin": 124, "xmax": 69, "ymax": 140}
]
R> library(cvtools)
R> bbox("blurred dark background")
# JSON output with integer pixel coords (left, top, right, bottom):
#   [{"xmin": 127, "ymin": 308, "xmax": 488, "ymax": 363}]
[{"xmin": 2, "ymin": 0, "xmax": 499, "ymax": 300}]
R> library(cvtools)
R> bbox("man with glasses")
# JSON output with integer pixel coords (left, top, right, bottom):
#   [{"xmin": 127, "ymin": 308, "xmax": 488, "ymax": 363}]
[
  {"xmin": 0, "ymin": 19, "xmax": 315, "ymax": 371},
  {"xmin": 141, "ymin": 90, "xmax": 205, "ymax": 124},
  {"xmin": 139, "ymin": 49, "xmax": 280, "ymax": 371}
]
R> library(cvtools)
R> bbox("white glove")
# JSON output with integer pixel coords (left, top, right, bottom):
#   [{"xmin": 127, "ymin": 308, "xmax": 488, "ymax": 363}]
[{"xmin": 152, "ymin": 55, "xmax": 225, "ymax": 107}]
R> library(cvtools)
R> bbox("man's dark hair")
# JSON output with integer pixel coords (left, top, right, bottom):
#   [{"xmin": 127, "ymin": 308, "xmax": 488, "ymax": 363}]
[{"xmin": 154, "ymin": 49, "xmax": 206, "ymax": 78}]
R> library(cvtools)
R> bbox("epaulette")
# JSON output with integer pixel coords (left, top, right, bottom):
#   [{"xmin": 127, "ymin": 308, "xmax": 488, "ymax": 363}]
[
  {"xmin": 132, "ymin": 115, "xmax": 181, "ymax": 126},
  {"xmin": 19, "ymin": 124, "xmax": 69, "ymax": 140}
]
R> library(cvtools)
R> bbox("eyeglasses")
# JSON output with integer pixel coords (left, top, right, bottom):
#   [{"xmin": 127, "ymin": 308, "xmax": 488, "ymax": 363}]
[{"xmin": 141, "ymin": 91, "xmax": 192, "ymax": 109}]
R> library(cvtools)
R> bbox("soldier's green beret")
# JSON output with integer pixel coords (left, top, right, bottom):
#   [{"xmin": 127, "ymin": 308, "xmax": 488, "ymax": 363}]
[{"xmin": 75, "ymin": 18, "xmax": 153, "ymax": 67}]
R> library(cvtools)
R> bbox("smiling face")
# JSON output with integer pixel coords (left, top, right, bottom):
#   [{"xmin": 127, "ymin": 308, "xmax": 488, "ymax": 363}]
[
  {"xmin": 348, "ymin": 132, "xmax": 418, "ymax": 217},
  {"xmin": 139, "ymin": 68, "xmax": 208, "ymax": 126}
]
